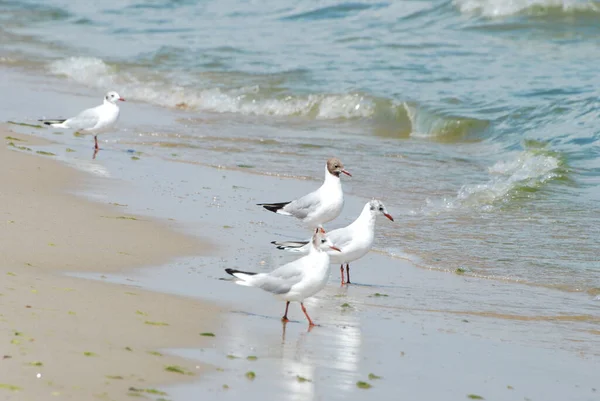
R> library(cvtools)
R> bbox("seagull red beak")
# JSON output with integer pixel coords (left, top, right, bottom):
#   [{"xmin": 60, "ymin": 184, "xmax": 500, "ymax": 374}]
[
  {"xmin": 384, "ymin": 213, "xmax": 394, "ymax": 222},
  {"xmin": 119, "ymin": 97, "xmax": 125, "ymax": 102},
  {"xmin": 330, "ymin": 245, "xmax": 341, "ymax": 252},
  {"xmin": 341, "ymin": 169, "xmax": 352, "ymax": 177}
]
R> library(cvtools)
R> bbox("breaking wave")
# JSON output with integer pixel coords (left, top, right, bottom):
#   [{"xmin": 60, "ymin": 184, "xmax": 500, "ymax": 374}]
[
  {"xmin": 426, "ymin": 149, "xmax": 568, "ymax": 211},
  {"xmin": 454, "ymin": 0, "xmax": 600, "ymax": 17},
  {"xmin": 47, "ymin": 57, "xmax": 489, "ymax": 142}
]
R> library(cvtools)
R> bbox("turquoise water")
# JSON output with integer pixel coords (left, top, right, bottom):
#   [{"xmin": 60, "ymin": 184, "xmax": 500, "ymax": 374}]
[{"xmin": 1, "ymin": 0, "xmax": 599, "ymax": 292}]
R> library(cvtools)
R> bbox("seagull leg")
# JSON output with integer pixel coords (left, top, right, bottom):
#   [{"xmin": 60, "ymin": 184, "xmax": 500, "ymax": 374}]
[
  {"xmin": 346, "ymin": 264, "xmax": 351, "ymax": 284},
  {"xmin": 340, "ymin": 264, "xmax": 345, "ymax": 285},
  {"xmin": 94, "ymin": 135, "xmax": 99, "ymax": 151},
  {"xmin": 300, "ymin": 302, "xmax": 316, "ymax": 327},
  {"xmin": 281, "ymin": 301, "xmax": 290, "ymax": 323}
]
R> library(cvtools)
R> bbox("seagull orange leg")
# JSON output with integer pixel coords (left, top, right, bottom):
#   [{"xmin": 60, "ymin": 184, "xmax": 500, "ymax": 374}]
[
  {"xmin": 300, "ymin": 302, "xmax": 316, "ymax": 327},
  {"xmin": 340, "ymin": 264, "xmax": 345, "ymax": 285},
  {"xmin": 94, "ymin": 135, "xmax": 99, "ymax": 150},
  {"xmin": 346, "ymin": 264, "xmax": 351, "ymax": 284},
  {"xmin": 281, "ymin": 301, "xmax": 290, "ymax": 323}
]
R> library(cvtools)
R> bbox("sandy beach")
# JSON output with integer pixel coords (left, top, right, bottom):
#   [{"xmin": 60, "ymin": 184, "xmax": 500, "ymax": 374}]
[{"xmin": 0, "ymin": 127, "xmax": 222, "ymax": 401}]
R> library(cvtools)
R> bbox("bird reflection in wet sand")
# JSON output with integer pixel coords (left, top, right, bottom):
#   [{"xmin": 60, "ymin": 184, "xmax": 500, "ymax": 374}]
[{"xmin": 225, "ymin": 228, "xmax": 340, "ymax": 327}]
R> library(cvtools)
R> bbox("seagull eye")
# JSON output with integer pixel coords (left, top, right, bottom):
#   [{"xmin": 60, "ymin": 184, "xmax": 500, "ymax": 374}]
[
  {"xmin": 379, "ymin": 207, "xmax": 383, "ymax": 211},
  {"xmin": 321, "ymin": 239, "xmax": 326, "ymax": 243}
]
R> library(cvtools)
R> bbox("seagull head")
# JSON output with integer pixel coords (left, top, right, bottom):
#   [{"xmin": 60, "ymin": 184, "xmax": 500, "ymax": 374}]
[
  {"xmin": 105, "ymin": 91, "xmax": 125, "ymax": 104},
  {"xmin": 369, "ymin": 199, "xmax": 394, "ymax": 221},
  {"xmin": 327, "ymin": 157, "xmax": 351, "ymax": 178},
  {"xmin": 312, "ymin": 228, "xmax": 341, "ymax": 252}
]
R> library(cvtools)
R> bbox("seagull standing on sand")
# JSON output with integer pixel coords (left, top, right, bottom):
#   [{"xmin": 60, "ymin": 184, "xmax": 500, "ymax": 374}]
[
  {"xmin": 257, "ymin": 158, "xmax": 351, "ymax": 230},
  {"xmin": 225, "ymin": 229, "xmax": 341, "ymax": 327},
  {"xmin": 271, "ymin": 200, "xmax": 394, "ymax": 285},
  {"xmin": 39, "ymin": 91, "xmax": 125, "ymax": 151}
]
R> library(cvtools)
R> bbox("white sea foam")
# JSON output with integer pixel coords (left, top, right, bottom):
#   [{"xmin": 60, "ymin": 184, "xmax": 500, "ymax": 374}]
[
  {"xmin": 48, "ymin": 57, "xmax": 376, "ymax": 119},
  {"xmin": 427, "ymin": 151, "xmax": 562, "ymax": 211},
  {"xmin": 454, "ymin": 0, "xmax": 599, "ymax": 17}
]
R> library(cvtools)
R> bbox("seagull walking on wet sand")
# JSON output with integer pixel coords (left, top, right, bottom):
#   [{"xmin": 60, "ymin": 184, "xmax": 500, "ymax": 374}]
[
  {"xmin": 257, "ymin": 158, "xmax": 351, "ymax": 230},
  {"xmin": 39, "ymin": 91, "xmax": 125, "ymax": 152},
  {"xmin": 225, "ymin": 229, "xmax": 341, "ymax": 327},
  {"xmin": 271, "ymin": 200, "xmax": 394, "ymax": 285}
]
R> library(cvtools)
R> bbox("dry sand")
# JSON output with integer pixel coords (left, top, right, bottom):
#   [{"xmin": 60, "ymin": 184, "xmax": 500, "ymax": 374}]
[{"xmin": 0, "ymin": 126, "xmax": 221, "ymax": 401}]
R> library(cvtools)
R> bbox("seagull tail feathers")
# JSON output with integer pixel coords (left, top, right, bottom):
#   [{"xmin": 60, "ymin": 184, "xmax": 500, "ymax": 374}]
[
  {"xmin": 39, "ymin": 119, "xmax": 68, "ymax": 128},
  {"xmin": 256, "ymin": 201, "xmax": 291, "ymax": 213},
  {"xmin": 225, "ymin": 268, "xmax": 258, "ymax": 285},
  {"xmin": 270, "ymin": 240, "xmax": 309, "ymax": 251}
]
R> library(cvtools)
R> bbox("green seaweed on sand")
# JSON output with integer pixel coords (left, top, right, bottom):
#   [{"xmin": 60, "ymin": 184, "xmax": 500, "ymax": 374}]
[
  {"xmin": 245, "ymin": 371, "xmax": 256, "ymax": 380},
  {"xmin": 7, "ymin": 142, "xmax": 32, "ymax": 151},
  {"xmin": 135, "ymin": 310, "xmax": 148, "ymax": 316},
  {"xmin": 66, "ymin": 148, "xmax": 76, "ymax": 152},
  {"xmin": 7, "ymin": 272, "xmax": 17, "ymax": 277},
  {"xmin": 10, "ymin": 339, "xmax": 20, "ymax": 345},
  {"xmin": 124, "ymin": 292, "xmax": 137, "ymax": 296},
  {"xmin": 101, "ymin": 215, "xmax": 139, "ymax": 221},
  {"xmin": 144, "ymin": 321, "xmax": 168, "ymax": 326},
  {"xmin": 27, "ymin": 361, "xmax": 43, "ymax": 366},
  {"xmin": 7, "ymin": 120, "xmax": 42, "ymax": 129},
  {"xmin": 164, "ymin": 365, "xmax": 193, "ymax": 375},
  {"xmin": 73, "ymin": 131, "xmax": 84, "ymax": 137},
  {"xmin": 467, "ymin": 395, "xmax": 484, "ymax": 400},
  {"xmin": 129, "ymin": 387, "xmax": 167, "ymax": 396},
  {"xmin": 200, "ymin": 332, "xmax": 215, "ymax": 337},
  {"xmin": 131, "ymin": 156, "xmax": 140, "ymax": 161},
  {"xmin": 106, "ymin": 375, "xmax": 124, "ymax": 380},
  {"xmin": 371, "ymin": 293, "xmax": 388, "ymax": 297},
  {"xmin": 83, "ymin": 352, "xmax": 97, "ymax": 357},
  {"xmin": 5, "ymin": 136, "xmax": 25, "ymax": 142},
  {"xmin": 36, "ymin": 151, "xmax": 56, "ymax": 156},
  {"xmin": 356, "ymin": 381, "xmax": 372, "ymax": 389},
  {"xmin": 222, "ymin": 384, "xmax": 229, "ymax": 389},
  {"xmin": 341, "ymin": 303, "xmax": 351, "ymax": 308},
  {"xmin": 237, "ymin": 164, "xmax": 255, "ymax": 168},
  {"xmin": 455, "ymin": 268, "xmax": 467, "ymax": 275},
  {"xmin": 296, "ymin": 376, "xmax": 311, "ymax": 383},
  {"xmin": 125, "ymin": 347, "xmax": 133, "ymax": 351},
  {"xmin": 368, "ymin": 373, "xmax": 381, "ymax": 380},
  {"xmin": 147, "ymin": 351, "xmax": 162, "ymax": 356},
  {"xmin": 226, "ymin": 354, "xmax": 238, "ymax": 359},
  {"xmin": 246, "ymin": 356, "xmax": 257, "ymax": 361},
  {"xmin": 506, "ymin": 385, "xmax": 514, "ymax": 390},
  {"xmin": 0, "ymin": 383, "xmax": 22, "ymax": 391}
]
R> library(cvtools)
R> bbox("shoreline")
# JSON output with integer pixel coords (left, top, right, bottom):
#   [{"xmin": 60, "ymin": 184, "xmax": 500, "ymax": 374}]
[
  {"xmin": 0, "ymin": 127, "xmax": 222, "ymax": 401},
  {"xmin": 0, "ymin": 69, "xmax": 598, "ymax": 401}
]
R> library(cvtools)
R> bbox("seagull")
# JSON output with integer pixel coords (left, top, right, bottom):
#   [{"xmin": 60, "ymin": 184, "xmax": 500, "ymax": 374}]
[
  {"xmin": 39, "ymin": 91, "xmax": 125, "ymax": 151},
  {"xmin": 257, "ymin": 158, "xmax": 351, "ymax": 230},
  {"xmin": 271, "ymin": 200, "xmax": 394, "ymax": 285},
  {"xmin": 225, "ymin": 228, "xmax": 341, "ymax": 327}
]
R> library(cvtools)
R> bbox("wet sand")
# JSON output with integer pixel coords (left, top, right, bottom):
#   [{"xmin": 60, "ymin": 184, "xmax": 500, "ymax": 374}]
[
  {"xmin": 0, "ymin": 127, "xmax": 221, "ymax": 400},
  {"xmin": 57, "ymin": 154, "xmax": 598, "ymax": 401}
]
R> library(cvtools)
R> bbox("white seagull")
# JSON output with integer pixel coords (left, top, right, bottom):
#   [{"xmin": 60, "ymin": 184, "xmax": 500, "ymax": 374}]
[
  {"xmin": 271, "ymin": 200, "xmax": 394, "ymax": 285},
  {"xmin": 257, "ymin": 158, "xmax": 351, "ymax": 230},
  {"xmin": 225, "ymin": 228, "xmax": 341, "ymax": 326},
  {"xmin": 39, "ymin": 91, "xmax": 125, "ymax": 151}
]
